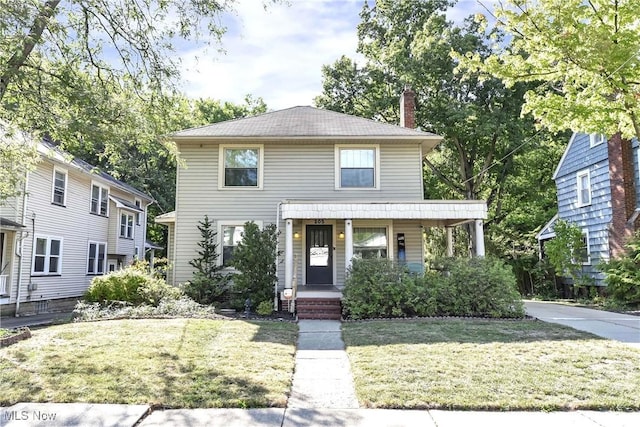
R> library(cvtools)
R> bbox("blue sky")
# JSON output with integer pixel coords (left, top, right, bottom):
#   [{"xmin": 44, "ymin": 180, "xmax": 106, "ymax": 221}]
[{"xmin": 178, "ymin": 0, "xmax": 488, "ymax": 110}]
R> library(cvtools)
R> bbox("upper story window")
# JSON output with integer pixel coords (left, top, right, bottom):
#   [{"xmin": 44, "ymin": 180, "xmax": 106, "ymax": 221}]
[
  {"xmin": 52, "ymin": 167, "xmax": 67, "ymax": 206},
  {"xmin": 120, "ymin": 212, "xmax": 134, "ymax": 239},
  {"xmin": 135, "ymin": 199, "xmax": 142, "ymax": 225},
  {"xmin": 220, "ymin": 145, "xmax": 263, "ymax": 189},
  {"xmin": 576, "ymin": 170, "xmax": 591, "ymax": 206},
  {"xmin": 32, "ymin": 235, "xmax": 62, "ymax": 275},
  {"xmin": 353, "ymin": 227, "xmax": 388, "ymax": 259},
  {"xmin": 589, "ymin": 133, "xmax": 606, "ymax": 147},
  {"xmin": 90, "ymin": 183, "xmax": 109, "ymax": 216},
  {"xmin": 87, "ymin": 241, "xmax": 106, "ymax": 275},
  {"xmin": 336, "ymin": 145, "xmax": 380, "ymax": 189}
]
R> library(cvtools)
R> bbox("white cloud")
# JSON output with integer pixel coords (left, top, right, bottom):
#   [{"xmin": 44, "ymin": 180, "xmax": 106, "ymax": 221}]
[{"xmin": 179, "ymin": 0, "xmax": 365, "ymax": 110}]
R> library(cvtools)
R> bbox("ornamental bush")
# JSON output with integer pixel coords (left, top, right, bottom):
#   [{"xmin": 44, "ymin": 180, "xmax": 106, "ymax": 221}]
[
  {"xmin": 85, "ymin": 266, "xmax": 182, "ymax": 307},
  {"xmin": 599, "ymin": 232, "xmax": 640, "ymax": 308},
  {"xmin": 342, "ymin": 257, "xmax": 524, "ymax": 320}
]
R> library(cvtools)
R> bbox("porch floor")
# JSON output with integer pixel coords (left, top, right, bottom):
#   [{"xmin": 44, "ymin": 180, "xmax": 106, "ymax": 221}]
[{"xmin": 296, "ymin": 285, "xmax": 342, "ymax": 299}]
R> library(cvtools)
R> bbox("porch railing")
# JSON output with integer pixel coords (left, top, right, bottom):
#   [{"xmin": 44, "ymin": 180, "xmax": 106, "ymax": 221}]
[{"xmin": 0, "ymin": 275, "xmax": 7, "ymax": 295}]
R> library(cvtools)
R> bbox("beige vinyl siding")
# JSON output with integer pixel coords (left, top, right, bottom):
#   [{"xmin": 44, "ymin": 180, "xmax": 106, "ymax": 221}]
[{"xmin": 172, "ymin": 140, "xmax": 425, "ymax": 285}]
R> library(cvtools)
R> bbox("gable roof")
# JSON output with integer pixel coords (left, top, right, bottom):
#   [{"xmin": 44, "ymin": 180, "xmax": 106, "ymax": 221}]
[
  {"xmin": 38, "ymin": 140, "xmax": 154, "ymax": 202},
  {"xmin": 171, "ymin": 106, "xmax": 442, "ymax": 141}
]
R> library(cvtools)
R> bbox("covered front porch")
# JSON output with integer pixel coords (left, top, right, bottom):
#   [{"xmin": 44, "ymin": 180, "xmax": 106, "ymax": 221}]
[{"xmin": 279, "ymin": 200, "xmax": 487, "ymax": 317}]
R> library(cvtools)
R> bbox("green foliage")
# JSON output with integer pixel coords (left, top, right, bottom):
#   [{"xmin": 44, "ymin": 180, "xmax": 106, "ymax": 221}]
[
  {"xmin": 461, "ymin": 0, "xmax": 640, "ymax": 140},
  {"xmin": 544, "ymin": 219, "xmax": 592, "ymax": 289},
  {"xmin": 85, "ymin": 266, "xmax": 182, "ymax": 307},
  {"xmin": 0, "ymin": 123, "xmax": 40, "ymax": 201},
  {"xmin": 73, "ymin": 297, "xmax": 218, "ymax": 322},
  {"xmin": 600, "ymin": 233, "xmax": 640, "ymax": 307},
  {"xmin": 342, "ymin": 257, "xmax": 524, "ymax": 320},
  {"xmin": 256, "ymin": 300, "xmax": 274, "ymax": 316},
  {"xmin": 231, "ymin": 221, "xmax": 279, "ymax": 308},
  {"xmin": 185, "ymin": 215, "xmax": 229, "ymax": 305}
]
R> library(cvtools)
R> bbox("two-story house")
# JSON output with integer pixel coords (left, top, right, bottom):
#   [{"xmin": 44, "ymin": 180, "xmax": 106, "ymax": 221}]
[
  {"xmin": 537, "ymin": 132, "xmax": 639, "ymax": 286},
  {"xmin": 157, "ymin": 88, "xmax": 488, "ymax": 319},
  {"xmin": 0, "ymin": 127, "xmax": 154, "ymax": 316}
]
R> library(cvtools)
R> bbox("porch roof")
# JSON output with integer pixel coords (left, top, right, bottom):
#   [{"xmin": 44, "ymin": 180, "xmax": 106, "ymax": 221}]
[
  {"xmin": 281, "ymin": 200, "xmax": 487, "ymax": 222},
  {"xmin": 0, "ymin": 217, "xmax": 26, "ymax": 230}
]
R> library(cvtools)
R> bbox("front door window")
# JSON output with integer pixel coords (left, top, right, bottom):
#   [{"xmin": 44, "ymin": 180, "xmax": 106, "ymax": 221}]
[{"xmin": 306, "ymin": 225, "xmax": 333, "ymax": 285}]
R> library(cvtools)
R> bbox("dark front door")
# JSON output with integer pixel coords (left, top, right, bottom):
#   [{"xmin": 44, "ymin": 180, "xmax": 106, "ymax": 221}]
[{"xmin": 306, "ymin": 225, "xmax": 333, "ymax": 285}]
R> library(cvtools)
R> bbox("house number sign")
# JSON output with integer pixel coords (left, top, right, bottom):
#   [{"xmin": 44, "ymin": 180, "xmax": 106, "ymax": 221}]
[{"xmin": 314, "ymin": 219, "xmax": 325, "ymax": 224}]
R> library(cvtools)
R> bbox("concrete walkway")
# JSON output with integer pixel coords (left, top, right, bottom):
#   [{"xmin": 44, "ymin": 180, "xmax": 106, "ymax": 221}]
[{"xmin": 525, "ymin": 300, "xmax": 640, "ymax": 348}]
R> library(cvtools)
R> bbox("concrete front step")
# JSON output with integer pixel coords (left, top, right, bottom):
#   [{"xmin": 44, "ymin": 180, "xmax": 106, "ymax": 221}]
[{"xmin": 296, "ymin": 298, "xmax": 342, "ymax": 320}]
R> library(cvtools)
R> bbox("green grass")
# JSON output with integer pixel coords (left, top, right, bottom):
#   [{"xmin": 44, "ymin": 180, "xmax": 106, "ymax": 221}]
[
  {"xmin": 0, "ymin": 318, "xmax": 297, "ymax": 408},
  {"xmin": 343, "ymin": 319, "xmax": 640, "ymax": 411}
]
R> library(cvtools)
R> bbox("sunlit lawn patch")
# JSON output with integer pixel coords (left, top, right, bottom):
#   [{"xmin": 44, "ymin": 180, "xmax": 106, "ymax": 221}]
[
  {"xmin": 343, "ymin": 319, "xmax": 640, "ymax": 410},
  {"xmin": 0, "ymin": 319, "xmax": 297, "ymax": 408}
]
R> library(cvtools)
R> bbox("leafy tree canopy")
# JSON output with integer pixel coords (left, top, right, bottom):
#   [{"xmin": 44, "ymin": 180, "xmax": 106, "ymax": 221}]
[{"xmin": 461, "ymin": 0, "xmax": 640, "ymax": 140}]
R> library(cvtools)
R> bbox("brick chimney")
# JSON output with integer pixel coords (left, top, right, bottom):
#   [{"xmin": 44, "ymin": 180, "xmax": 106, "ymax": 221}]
[
  {"xmin": 400, "ymin": 85, "xmax": 416, "ymax": 129},
  {"xmin": 608, "ymin": 132, "xmax": 638, "ymax": 257}
]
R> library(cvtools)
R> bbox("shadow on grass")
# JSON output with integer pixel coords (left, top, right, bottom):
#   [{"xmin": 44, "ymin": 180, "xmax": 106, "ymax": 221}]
[
  {"xmin": 342, "ymin": 318, "xmax": 608, "ymax": 346},
  {"xmin": 248, "ymin": 320, "xmax": 298, "ymax": 346}
]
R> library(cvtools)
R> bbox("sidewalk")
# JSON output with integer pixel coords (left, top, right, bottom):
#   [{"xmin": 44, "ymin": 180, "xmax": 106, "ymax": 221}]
[
  {"xmin": 0, "ymin": 311, "xmax": 74, "ymax": 329},
  {"xmin": 525, "ymin": 300, "xmax": 640, "ymax": 348}
]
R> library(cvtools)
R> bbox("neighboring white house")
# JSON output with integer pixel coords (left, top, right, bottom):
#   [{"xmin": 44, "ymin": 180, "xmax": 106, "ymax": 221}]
[
  {"xmin": 157, "ymin": 88, "xmax": 488, "ymax": 319},
  {"xmin": 0, "ymin": 128, "xmax": 154, "ymax": 316}
]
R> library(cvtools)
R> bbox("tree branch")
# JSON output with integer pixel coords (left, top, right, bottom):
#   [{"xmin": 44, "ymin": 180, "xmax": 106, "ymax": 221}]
[{"xmin": 0, "ymin": 0, "xmax": 61, "ymax": 101}]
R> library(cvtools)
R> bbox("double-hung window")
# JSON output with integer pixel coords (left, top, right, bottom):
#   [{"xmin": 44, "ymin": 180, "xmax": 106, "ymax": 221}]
[
  {"xmin": 135, "ymin": 199, "xmax": 142, "ymax": 225},
  {"xmin": 32, "ymin": 236, "xmax": 62, "ymax": 275},
  {"xmin": 87, "ymin": 242, "xmax": 106, "ymax": 275},
  {"xmin": 222, "ymin": 225, "xmax": 245, "ymax": 267},
  {"xmin": 589, "ymin": 133, "xmax": 606, "ymax": 147},
  {"xmin": 576, "ymin": 170, "xmax": 591, "ymax": 206},
  {"xmin": 220, "ymin": 145, "xmax": 263, "ymax": 188},
  {"xmin": 52, "ymin": 168, "xmax": 67, "ymax": 206},
  {"xmin": 90, "ymin": 183, "xmax": 109, "ymax": 216},
  {"xmin": 120, "ymin": 212, "xmax": 134, "ymax": 239},
  {"xmin": 353, "ymin": 227, "xmax": 388, "ymax": 259},
  {"xmin": 336, "ymin": 145, "xmax": 379, "ymax": 189}
]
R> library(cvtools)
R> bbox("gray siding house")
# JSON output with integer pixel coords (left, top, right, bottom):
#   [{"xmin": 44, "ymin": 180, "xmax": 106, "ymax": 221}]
[
  {"xmin": 159, "ymin": 88, "xmax": 488, "ymax": 318},
  {"xmin": 537, "ymin": 132, "xmax": 640, "ymax": 286},
  {"xmin": 0, "ymin": 128, "xmax": 154, "ymax": 316}
]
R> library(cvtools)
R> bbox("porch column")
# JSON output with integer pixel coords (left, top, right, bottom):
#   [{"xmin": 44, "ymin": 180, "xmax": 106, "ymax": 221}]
[
  {"xmin": 285, "ymin": 219, "xmax": 294, "ymax": 288},
  {"xmin": 446, "ymin": 226, "xmax": 454, "ymax": 257},
  {"xmin": 474, "ymin": 219, "xmax": 485, "ymax": 257},
  {"xmin": 344, "ymin": 219, "xmax": 354, "ymax": 270}
]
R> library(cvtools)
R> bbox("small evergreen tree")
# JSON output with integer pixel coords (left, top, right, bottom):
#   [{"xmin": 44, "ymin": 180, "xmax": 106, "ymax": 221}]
[
  {"xmin": 185, "ymin": 215, "xmax": 228, "ymax": 304},
  {"xmin": 600, "ymin": 232, "xmax": 640, "ymax": 308},
  {"xmin": 231, "ymin": 221, "xmax": 279, "ymax": 308}
]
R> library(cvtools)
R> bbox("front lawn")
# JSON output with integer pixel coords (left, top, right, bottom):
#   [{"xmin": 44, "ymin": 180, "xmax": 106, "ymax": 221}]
[
  {"xmin": 0, "ymin": 318, "xmax": 297, "ymax": 408},
  {"xmin": 343, "ymin": 319, "xmax": 640, "ymax": 411}
]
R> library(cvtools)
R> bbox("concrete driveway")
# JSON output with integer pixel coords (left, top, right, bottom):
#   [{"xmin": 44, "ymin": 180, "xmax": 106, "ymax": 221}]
[{"xmin": 525, "ymin": 300, "xmax": 640, "ymax": 348}]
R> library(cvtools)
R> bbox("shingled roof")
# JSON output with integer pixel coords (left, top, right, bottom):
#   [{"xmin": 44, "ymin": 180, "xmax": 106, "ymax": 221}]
[{"xmin": 171, "ymin": 106, "xmax": 441, "ymax": 140}]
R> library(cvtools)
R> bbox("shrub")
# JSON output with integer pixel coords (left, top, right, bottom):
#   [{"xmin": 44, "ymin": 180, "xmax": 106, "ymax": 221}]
[
  {"xmin": 256, "ymin": 300, "xmax": 273, "ymax": 316},
  {"xmin": 73, "ymin": 297, "xmax": 218, "ymax": 321},
  {"xmin": 342, "ymin": 257, "xmax": 524, "ymax": 320},
  {"xmin": 231, "ymin": 221, "xmax": 279, "ymax": 309},
  {"xmin": 599, "ymin": 232, "xmax": 640, "ymax": 308},
  {"xmin": 85, "ymin": 266, "xmax": 182, "ymax": 307}
]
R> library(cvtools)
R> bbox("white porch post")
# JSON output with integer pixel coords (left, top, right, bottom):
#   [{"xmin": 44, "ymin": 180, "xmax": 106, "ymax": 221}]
[
  {"xmin": 446, "ymin": 226, "xmax": 454, "ymax": 257},
  {"xmin": 344, "ymin": 219, "xmax": 354, "ymax": 270},
  {"xmin": 285, "ymin": 219, "xmax": 293, "ymax": 288},
  {"xmin": 474, "ymin": 219, "xmax": 485, "ymax": 257}
]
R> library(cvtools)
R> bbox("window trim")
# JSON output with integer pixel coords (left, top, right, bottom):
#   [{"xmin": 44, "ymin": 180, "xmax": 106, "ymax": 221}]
[
  {"xmin": 335, "ymin": 144, "xmax": 380, "ymax": 190},
  {"xmin": 576, "ymin": 169, "xmax": 591, "ymax": 207},
  {"xmin": 51, "ymin": 166, "xmax": 68, "ymax": 206},
  {"xmin": 589, "ymin": 133, "xmax": 606, "ymax": 147},
  {"xmin": 217, "ymin": 220, "xmax": 263, "ymax": 268},
  {"xmin": 353, "ymin": 226, "xmax": 389, "ymax": 260},
  {"xmin": 90, "ymin": 181, "xmax": 110, "ymax": 216},
  {"xmin": 134, "ymin": 246, "xmax": 140, "ymax": 260},
  {"xmin": 31, "ymin": 235, "xmax": 63, "ymax": 276},
  {"xmin": 218, "ymin": 144, "xmax": 264, "ymax": 190},
  {"xmin": 579, "ymin": 229, "xmax": 591, "ymax": 266},
  {"xmin": 87, "ymin": 241, "xmax": 107, "ymax": 275},
  {"xmin": 119, "ymin": 211, "xmax": 134, "ymax": 239},
  {"xmin": 135, "ymin": 198, "xmax": 142, "ymax": 225}
]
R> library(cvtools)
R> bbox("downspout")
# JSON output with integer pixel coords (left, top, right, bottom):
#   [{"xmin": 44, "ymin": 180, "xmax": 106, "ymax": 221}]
[
  {"xmin": 274, "ymin": 201, "xmax": 283, "ymax": 311},
  {"xmin": 14, "ymin": 174, "xmax": 29, "ymax": 316}
]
